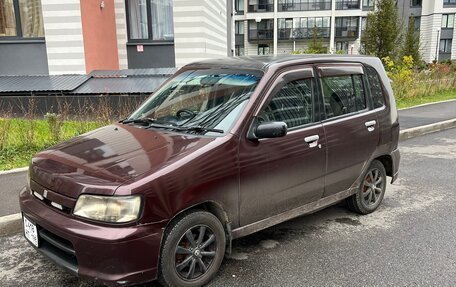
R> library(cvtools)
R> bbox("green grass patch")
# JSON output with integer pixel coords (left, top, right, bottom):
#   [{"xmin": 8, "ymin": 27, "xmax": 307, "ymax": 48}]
[
  {"xmin": 0, "ymin": 118, "xmax": 105, "ymax": 171},
  {"xmin": 396, "ymin": 89, "xmax": 456, "ymax": 109}
]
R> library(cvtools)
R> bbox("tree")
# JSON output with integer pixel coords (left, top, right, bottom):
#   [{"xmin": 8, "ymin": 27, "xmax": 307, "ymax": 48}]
[
  {"xmin": 361, "ymin": 0, "xmax": 402, "ymax": 59},
  {"xmin": 402, "ymin": 16, "xmax": 421, "ymax": 64}
]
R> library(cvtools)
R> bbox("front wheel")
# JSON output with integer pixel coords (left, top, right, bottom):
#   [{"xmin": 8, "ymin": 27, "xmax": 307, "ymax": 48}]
[
  {"xmin": 159, "ymin": 211, "xmax": 226, "ymax": 287},
  {"xmin": 346, "ymin": 160, "xmax": 387, "ymax": 214}
]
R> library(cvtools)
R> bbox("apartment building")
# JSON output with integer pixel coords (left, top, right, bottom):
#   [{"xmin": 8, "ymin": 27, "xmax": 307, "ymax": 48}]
[
  {"xmin": 234, "ymin": 0, "xmax": 456, "ymax": 62},
  {"xmin": 0, "ymin": 0, "xmax": 232, "ymax": 75}
]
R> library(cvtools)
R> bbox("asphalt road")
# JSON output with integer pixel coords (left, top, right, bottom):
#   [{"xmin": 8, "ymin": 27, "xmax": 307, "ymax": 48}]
[{"xmin": 1, "ymin": 128, "xmax": 456, "ymax": 286}]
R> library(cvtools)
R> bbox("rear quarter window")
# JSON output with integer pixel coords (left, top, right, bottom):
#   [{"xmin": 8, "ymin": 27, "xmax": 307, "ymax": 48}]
[{"xmin": 365, "ymin": 66, "xmax": 386, "ymax": 109}]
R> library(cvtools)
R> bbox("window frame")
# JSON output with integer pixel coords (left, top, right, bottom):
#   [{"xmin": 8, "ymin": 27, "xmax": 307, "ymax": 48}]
[
  {"xmin": 0, "ymin": 0, "xmax": 45, "ymax": 41},
  {"xmin": 125, "ymin": 0, "xmax": 174, "ymax": 44},
  {"xmin": 316, "ymin": 63, "xmax": 371, "ymax": 122}
]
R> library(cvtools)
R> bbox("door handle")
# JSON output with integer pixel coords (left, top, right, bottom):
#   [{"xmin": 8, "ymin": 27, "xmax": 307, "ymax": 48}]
[
  {"xmin": 365, "ymin": 120, "xmax": 376, "ymax": 132},
  {"xmin": 304, "ymin": 135, "xmax": 320, "ymax": 148}
]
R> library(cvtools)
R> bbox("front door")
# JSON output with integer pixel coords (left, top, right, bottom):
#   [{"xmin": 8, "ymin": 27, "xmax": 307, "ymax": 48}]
[{"xmin": 238, "ymin": 67, "xmax": 326, "ymax": 226}]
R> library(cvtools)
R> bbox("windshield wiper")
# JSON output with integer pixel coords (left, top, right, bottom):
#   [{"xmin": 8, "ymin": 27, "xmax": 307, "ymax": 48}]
[
  {"xmin": 120, "ymin": 117, "xmax": 156, "ymax": 125},
  {"xmin": 144, "ymin": 124, "xmax": 223, "ymax": 134},
  {"xmin": 178, "ymin": 126, "xmax": 224, "ymax": 134}
]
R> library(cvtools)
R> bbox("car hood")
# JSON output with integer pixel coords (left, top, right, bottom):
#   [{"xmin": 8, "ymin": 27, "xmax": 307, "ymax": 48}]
[{"xmin": 30, "ymin": 123, "xmax": 217, "ymax": 199}]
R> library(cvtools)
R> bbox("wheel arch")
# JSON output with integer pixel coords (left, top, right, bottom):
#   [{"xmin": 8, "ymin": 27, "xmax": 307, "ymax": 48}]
[
  {"xmin": 160, "ymin": 201, "xmax": 233, "ymax": 256},
  {"xmin": 374, "ymin": 155, "xmax": 393, "ymax": 177}
]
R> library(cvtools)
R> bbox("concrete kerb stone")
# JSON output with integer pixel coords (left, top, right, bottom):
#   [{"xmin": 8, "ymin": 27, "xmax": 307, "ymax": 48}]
[
  {"xmin": 399, "ymin": 118, "xmax": 456, "ymax": 142},
  {"xmin": 0, "ymin": 118, "xmax": 455, "ymax": 237},
  {"xmin": 0, "ymin": 213, "xmax": 22, "ymax": 237}
]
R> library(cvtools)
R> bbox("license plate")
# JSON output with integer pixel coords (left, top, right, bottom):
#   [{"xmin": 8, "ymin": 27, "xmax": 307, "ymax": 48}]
[{"xmin": 23, "ymin": 217, "xmax": 39, "ymax": 247}]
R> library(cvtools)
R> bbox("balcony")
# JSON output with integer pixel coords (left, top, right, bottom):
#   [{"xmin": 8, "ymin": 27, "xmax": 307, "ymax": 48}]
[
  {"xmin": 278, "ymin": 28, "xmax": 331, "ymax": 40},
  {"xmin": 278, "ymin": 1, "xmax": 331, "ymax": 11},
  {"xmin": 335, "ymin": 27, "xmax": 359, "ymax": 38},
  {"xmin": 249, "ymin": 29, "xmax": 274, "ymax": 41},
  {"xmin": 248, "ymin": 3, "xmax": 274, "ymax": 12},
  {"xmin": 336, "ymin": 0, "xmax": 360, "ymax": 10}
]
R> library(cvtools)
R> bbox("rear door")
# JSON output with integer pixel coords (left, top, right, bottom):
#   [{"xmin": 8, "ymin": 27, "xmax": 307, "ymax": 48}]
[
  {"xmin": 239, "ymin": 67, "xmax": 326, "ymax": 225},
  {"xmin": 317, "ymin": 64, "xmax": 380, "ymax": 197}
]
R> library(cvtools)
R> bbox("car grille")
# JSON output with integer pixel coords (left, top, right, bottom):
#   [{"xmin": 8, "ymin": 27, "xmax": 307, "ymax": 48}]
[
  {"xmin": 31, "ymin": 189, "xmax": 73, "ymax": 214},
  {"xmin": 37, "ymin": 226, "xmax": 78, "ymax": 274}
]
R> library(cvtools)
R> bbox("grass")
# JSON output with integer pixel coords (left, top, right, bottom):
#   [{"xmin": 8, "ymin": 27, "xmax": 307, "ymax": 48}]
[
  {"xmin": 0, "ymin": 119, "xmax": 105, "ymax": 171},
  {"xmin": 396, "ymin": 89, "xmax": 456, "ymax": 109}
]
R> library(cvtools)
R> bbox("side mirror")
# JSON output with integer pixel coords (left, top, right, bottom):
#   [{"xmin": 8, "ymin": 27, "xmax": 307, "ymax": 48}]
[{"xmin": 250, "ymin": 121, "xmax": 287, "ymax": 139}]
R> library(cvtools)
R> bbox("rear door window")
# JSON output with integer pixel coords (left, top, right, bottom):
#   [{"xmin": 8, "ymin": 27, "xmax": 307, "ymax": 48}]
[{"xmin": 318, "ymin": 65, "xmax": 367, "ymax": 119}]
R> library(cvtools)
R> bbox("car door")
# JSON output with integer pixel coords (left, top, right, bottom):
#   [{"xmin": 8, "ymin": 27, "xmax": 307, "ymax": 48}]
[
  {"xmin": 317, "ymin": 64, "xmax": 380, "ymax": 197},
  {"xmin": 238, "ymin": 67, "xmax": 326, "ymax": 226}
]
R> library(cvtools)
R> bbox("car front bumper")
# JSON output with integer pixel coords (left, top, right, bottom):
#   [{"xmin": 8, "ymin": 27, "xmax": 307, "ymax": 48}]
[{"xmin": 19, "ymin": 187, "xmax": 165, "ymax": 287}]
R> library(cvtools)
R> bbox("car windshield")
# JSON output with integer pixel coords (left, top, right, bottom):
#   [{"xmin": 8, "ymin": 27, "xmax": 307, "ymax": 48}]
[{"xmin": 127, "ymin": 69, "xmax": 263, "ymax": 135}]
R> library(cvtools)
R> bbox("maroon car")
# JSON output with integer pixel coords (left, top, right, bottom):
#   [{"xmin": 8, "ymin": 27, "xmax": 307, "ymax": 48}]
[{"xmin": 20, "ymin": 55, "xmax": 400, "ymax": 287}]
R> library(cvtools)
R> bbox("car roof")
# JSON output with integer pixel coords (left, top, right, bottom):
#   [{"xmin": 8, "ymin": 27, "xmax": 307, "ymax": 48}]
[{"xmin": 185, "ymin": 54, "xmax": 382, "ymax": 72}]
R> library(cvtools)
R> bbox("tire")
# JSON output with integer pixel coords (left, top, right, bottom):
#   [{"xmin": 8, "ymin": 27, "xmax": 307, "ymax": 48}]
[
  {"xmin": 158, "ymin": 211, "xmax": 226, "ymax": 287},
  {"xmin": 346, "ymin": 160, "xmax": 387, "ymax": 215}
]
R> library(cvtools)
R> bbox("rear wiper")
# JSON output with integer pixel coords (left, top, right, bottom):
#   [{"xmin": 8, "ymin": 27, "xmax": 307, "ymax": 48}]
[{"xmin": 120, "ymin": 117, "xmax": 156, "ymax": 125}]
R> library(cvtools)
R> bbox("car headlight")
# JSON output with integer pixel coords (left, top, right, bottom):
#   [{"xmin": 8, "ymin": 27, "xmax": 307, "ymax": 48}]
[{"xmin": 73, "ymin": 195, "xmax": 142, "ymax": 223}]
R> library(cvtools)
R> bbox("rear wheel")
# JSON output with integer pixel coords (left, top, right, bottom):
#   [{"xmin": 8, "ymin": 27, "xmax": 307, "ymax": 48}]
[
  {"xmin": 346, "ymin": 160, "xmax": 386, "ymax": 214},
  {"xmin": 159, "ymin": 211, "xmax": 226, "ymax": 287}
]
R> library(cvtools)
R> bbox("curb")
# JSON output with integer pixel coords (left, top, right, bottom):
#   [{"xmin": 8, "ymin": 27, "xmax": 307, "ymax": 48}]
[
  {"xmin": 0, "ymin": 213, "xmax": 22, "ymax": 237},
  {"xmin": 399, "ymin": 118, "xmax": 456, "ymax": 141},
  {"xmin": 0, "ymin": 166, "xmax": 28, "ymax": 176},
  {"xmin": 1, "ymin": 118, "xmax": 456, "ymax": 237}
]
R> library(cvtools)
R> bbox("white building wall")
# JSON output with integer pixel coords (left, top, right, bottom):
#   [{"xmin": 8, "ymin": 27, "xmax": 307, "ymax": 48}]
[
  {"xmin": 173, "ymin": 0, "xmax": 229, "ymax": 67},
  {"xmin": 114, "ymin": 0, "xmax": 128, "ymax": 69},
  {"xmin": 41, "ymin": 0, "xmax": 85, "ymax": 74}
]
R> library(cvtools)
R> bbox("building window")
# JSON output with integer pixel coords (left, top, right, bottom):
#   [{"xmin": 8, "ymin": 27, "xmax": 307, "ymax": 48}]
[
  {"xmin": 0, "ymin": 0, "xmax": 44, "ymax": 38},
  {"xmin": 127, "ymin": 0, "xmax": 174, "ymax": 42},
  {"xmin": 278, "ymin": 0, "xmax": 331, "ymax": 11},
  {"xmin": 362, "ymin": 0, "xmax": 375, "ymax": 8},
  {"xmin": 440, "ymin": 39, "xmax": 452, "ymax": 53},
  {"xmin": 235, "ymin": 0, "xmax": 244, "ymax": 13},
  {"xmin": 258, "ymin": 44, "xmax": 270, "ymax": 55},
  {"xmin": 443, "ymin": 0, "xmax": 456, "ymax": 5},
  {"xmin": 248, "ymin": 0, "xmax": 274, "ymax": 13},
  {"xmin": 410, "ymin": 0, "xmax": 421, "ymax": 7},
  {"xmin": 336, "ymin": 41, "xmax": 349, "ymax": 53},
  {"xmin": 235, "ymin": 21, "xmax": 244, "ymax": 35},
  {"xmin": 335, "ymin": 0, "xmax": 360, "ymax": 10},
  {"xmin": 278, "ymin": 17, "xmax": 331, "ymax": 39},
  {"xmin": 235, "ymin": 45, "xmax": 245, "ymax": 56},
  {"xmin": 442, "ymin": 14, "xmax": 455, "ymax": 29},
  {"xmin": 335, "ymin": 17, "xmax": 359, "ymax": 38},
  {"xmin": 411, "ymin": 16, "xmax": 420, "ymax": 31}
]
